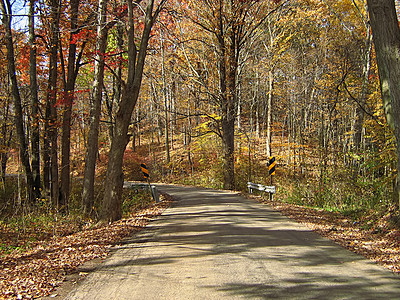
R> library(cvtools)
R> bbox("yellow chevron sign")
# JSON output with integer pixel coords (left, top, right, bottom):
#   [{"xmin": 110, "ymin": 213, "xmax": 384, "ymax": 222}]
[
  {"xmin": 140, "ymin": 163, "xmax": 150, "ymax": 179},
  {"xmin": 268, "ymin": 157, "xmax": 276, "ymax": 176}
]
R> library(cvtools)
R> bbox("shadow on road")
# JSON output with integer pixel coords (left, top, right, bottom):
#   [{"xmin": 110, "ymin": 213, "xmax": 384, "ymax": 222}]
[{"xmin": 66, "ymin": 185, "xmax": 400, "ymax": 299}]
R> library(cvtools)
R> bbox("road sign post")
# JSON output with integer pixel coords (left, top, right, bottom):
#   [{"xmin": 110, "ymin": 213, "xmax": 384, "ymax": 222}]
[
  {"xmin": 140, "ymin": 163, "xmax": 159, "ymax": 203},
  {"xmin": 268, "ymin": 156, "xmax": 276, "ymax": 201}
]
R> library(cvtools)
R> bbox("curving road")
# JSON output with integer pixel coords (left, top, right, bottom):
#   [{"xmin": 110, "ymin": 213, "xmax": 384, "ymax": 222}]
[{"xmin": 65, "ymin": 185, "xmax": 400, "ymax": 299}]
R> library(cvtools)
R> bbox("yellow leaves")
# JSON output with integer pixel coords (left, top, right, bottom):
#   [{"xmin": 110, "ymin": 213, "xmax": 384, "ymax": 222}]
[
  {"xmin": 196, "ymin": 121, "xmax": 211, "ymax": 132},
  {"xmin": 194, "ymin": 113, "xmax": 221, "ymax": 135}
]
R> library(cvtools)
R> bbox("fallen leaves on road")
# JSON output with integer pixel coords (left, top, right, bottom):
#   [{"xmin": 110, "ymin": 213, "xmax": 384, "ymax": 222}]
[
  {"xmin": 0, "ymin": 195, "xmax": 172, "ymax": 299},
  {"xmin": 256, "ymin": 197, "xmax": 400, "ymax": 273}
]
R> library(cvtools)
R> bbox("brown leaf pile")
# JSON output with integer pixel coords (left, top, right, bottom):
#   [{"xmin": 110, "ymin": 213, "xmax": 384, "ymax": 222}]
[
  {"xmin": 258, "ymin": 197, "xmax": 400, "ymax": 273},
  {"xmin": 0, "ymin": 196, "xmax": 172, "ymax": 299}
]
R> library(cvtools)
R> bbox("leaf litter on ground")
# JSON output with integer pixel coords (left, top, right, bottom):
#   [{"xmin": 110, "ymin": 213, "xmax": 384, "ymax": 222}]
[
  {"xmin": 0, "ymin": 194, "xmax": 173, "ymax": 299},
  {"xmin": 2, "ymin": 191, "xmax": 400, "ymax": 299},
  {"xmin": 252, "ymin": 195, "xmax": 400, "ymax": 274}
]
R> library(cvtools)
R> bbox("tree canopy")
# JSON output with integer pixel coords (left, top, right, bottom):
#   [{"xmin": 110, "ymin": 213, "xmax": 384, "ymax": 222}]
[{"xmin": 0, "ymin": 0, "xmax": 399, "ymax": 221}]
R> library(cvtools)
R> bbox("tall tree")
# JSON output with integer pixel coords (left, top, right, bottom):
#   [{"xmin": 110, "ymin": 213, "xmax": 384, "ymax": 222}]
[
  {"xmin": 45, "ymin": 0, "xmax": 61, "ymax": 207},
  {"xmin": 367, "ymin": 0, "xmax": 400, "ymax": 203},
  {"xmin": 1, "ymin": 0, "xmax": 36, "ymax": 202},
  {"xmin": 100, "ymin": 0, "xmax": 166, "ymax": 222},
  {"xmin": 29, "ymin": 0, "xmax": 41, "ymax": 199},
  {"xmin": 82, "ymin": 0, "xmax": 109, "ymax": 216},
  {"xmin": 60, "ymin": 0, "xmax": 81, "ymax": 209},
  {"xmin": 180, "ymin": 0, "xmax": 282, "ymax": 189}
]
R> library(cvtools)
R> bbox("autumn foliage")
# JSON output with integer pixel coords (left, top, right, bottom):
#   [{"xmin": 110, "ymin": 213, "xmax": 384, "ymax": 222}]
[{"xmin": 1, "ymin": 0, "xmax": 400, "ymax": 297}]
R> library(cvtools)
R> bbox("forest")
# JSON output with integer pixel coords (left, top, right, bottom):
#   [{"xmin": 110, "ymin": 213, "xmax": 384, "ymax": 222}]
[{"xmin": 1, "ymin": 0, "xmax": 400, "ymax": 296}]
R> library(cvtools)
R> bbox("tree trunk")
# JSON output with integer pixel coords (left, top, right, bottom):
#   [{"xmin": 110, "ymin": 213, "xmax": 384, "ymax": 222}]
[
  {"xmin": 82, "ymin": 0, "xmax": 108, "ymax": 216},
  {"xmin": 218, "ymin": 54, "xmax": 236, "ymax": 190},
  {"xmin": 222, "ymin": 11, "xmax": 238, "ymax": 190},
  {"xmin": 1, "ymin": 0, "xmax": 35, "ymax": 202},
  {"xmin": 221, "ymin": 116, "xmax": 235, "ymax": 190},
  {"xmin": 107, "ymin": 23, "xmax": 124, "ymax": 139},
  {"xmin": 43, "ymin": 105, "xmax": 51, "ymax": 192},
  {"xmin": 47, "ymin": 0, "xmax": 61, "ymax": 207},
  {"xmin": 29, "ymin": 0, "xmax": 41, "ymax": 199},
  {"xmin": 61, "ymin": 0, "xmax": 80, "ymax": 210},
  {"xmin": 214, "ymin": 1, "xmax": 237, "ymax": 191},
  {"xmin": 100, "ymin": 0, "xmax": 164, "ymax": 222},
  {"xmin": 367, "ymin": 0, "xmax": 400, "ymax": 204}
]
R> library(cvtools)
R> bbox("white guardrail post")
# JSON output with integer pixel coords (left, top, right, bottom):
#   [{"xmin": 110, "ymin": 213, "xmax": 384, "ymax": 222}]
[
  {"xmin": 123, "ymin": 182, "xmax": 160, "ymax": 203},
  {"xmin": 247, "ymin": 182, "xmax": 276, "ymax": 201}
]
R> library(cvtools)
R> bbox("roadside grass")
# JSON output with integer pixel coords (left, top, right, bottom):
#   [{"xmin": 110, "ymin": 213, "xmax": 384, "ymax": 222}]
[{"xmin": 273, "ymin": 168, "xmax": 400, "ymax": 230}]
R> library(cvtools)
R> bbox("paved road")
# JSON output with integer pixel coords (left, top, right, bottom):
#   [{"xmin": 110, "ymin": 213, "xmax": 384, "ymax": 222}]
[{"xmin": 66, "ymin": 185, "xmax": 400, "ymax": 299}]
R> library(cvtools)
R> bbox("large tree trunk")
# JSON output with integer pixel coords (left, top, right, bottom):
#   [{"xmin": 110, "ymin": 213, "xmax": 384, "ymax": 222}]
[
  {"xmin": 82, "ymin": 0, "xmax": 108, "ymax": 216},
  {"xmin": 218, "ymin": 48, "xmax": 236, "ymax": 190},
  {"xmin": 218, "ymin": 2, "xmax": 238, "ymax": 191},
  {"xmin": 221, "ymin": 56, "xmax": 237, "ymax": 190},
  {"xmin": 1, "ymin": 0, "xmax": 35, "ymax": 202},
  {"xmin": 46, "ymin": 0, "xmax": 61, "ymax": 207},
  {"xmin": 221, "ymin": 116, "xmax": 235, "ymax": 190},
  {"xmin": 29, "ymin": 0, "xmax": 41, "ymax": 199},
  {"xmin": 367, "ymin": 0, "xmax": 400, "ymax": 204},
  {"xmin": 60, "ymin": 0, "xmax": 80, "ymax": 210},
  {"xmin": 100, "ymin": 0, "xmax": 163, "ymax": 223}
]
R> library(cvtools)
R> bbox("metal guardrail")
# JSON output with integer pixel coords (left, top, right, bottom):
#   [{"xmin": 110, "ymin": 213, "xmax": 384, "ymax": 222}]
[
  {"xmin": 123, "ymin": 182, "xmax": 160, "ymax": 203},
  {"xmin": 247, "ymin": 182, "xmax": 276, "ymax": 200}
]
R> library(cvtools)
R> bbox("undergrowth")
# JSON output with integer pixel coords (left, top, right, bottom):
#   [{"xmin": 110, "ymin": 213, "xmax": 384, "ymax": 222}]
[
  {"xmin": 275, "ymin": 169, "xmax": 400, "ymax": 230},
  {"xmin": 0, "ymin": 179, "xmax": 153, "ymax": 257}
]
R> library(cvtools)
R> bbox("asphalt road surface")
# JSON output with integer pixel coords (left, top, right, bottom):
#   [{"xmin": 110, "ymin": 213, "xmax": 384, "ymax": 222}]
[{"xmin": 65, "ymin": 185, "xmax": 400, "ymax": 299}]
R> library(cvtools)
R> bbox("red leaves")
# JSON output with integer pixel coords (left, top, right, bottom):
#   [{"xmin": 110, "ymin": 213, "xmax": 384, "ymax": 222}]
[
  {"xmin": 70, "ymin": 29, "xmax": 93, "ymax": 45},
  {"xmin": 116, "ymin": 4, "xmax": 128, "ymax": 15}
]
